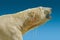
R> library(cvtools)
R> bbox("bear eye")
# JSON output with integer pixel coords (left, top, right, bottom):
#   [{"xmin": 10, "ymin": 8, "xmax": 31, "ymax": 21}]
[
  {"xmin": 44, "ymin": 10, "xmax": 49, "ymax": 14},
  {"xmin": 28, "ymin": 12, "xmax": 34, "ymax": 17}
]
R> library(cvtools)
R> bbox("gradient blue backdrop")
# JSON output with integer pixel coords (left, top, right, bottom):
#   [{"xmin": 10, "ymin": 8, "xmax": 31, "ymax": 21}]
[{"xmin": 0, "ymin": 0, "xmax": 60, "ymax": 40}]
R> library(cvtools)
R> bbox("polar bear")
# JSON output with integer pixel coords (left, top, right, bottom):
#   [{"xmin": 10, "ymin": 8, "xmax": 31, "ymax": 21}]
[{"xmin": 0, "ymin": 6, "xmax": 51, "ymax": 40}]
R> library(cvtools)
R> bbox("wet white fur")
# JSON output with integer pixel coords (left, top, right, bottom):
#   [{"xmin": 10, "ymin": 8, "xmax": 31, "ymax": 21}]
[{"xmin": 0, "ymin": 7, "xmax": 51, "ymax": 40}]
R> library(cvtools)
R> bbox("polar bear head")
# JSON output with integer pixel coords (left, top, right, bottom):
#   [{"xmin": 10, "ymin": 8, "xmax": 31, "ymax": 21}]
[{"xmin": 21, "ymin": 7, "xmax": 52, "ymax": 34}]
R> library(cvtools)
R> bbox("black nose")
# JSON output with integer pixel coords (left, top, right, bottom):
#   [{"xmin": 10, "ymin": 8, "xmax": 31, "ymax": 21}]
[{"xmin": 46, "ymin": 14, "xmax": 50, "ymax": 19}]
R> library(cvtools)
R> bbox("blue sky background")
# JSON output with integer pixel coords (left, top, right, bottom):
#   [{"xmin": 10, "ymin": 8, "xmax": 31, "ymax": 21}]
[{"xmin": 0, "ymin": 0, "xmax": 60, "ymax": 40}]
